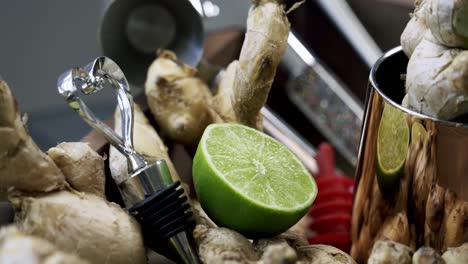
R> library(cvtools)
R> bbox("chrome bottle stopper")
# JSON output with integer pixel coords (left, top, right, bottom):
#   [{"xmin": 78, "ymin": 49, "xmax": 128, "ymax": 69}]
[{"xmin": 57, "ymin": 56, "xmax": 200, "ymax": 264}]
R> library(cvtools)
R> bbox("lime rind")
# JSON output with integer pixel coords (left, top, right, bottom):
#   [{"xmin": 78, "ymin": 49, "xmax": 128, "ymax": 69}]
[
  {"xmin": 193, "ymin": 123, "xmax": 318, "ymax": 237},
  {"xmin": 200, "ymin": 123, "xmax": 317, "ymax": 212},
  {"xmin": 376, "ymin": 103, "xmax": 409, "ymax": 191},
  {"xmin": 411, "ymin": 122, "xmax": 428, "ymax": 145}
]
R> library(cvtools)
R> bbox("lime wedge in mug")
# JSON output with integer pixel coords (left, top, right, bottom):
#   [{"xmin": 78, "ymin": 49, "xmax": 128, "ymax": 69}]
[
  {"xmin": 193, "ymin": 123, "xmax": 317, "ymax": 237},
  {"xmin": 376, "ymin": 103, "xmax": 409, "ymax": 193},
  {"xmin": 411, "ymin": 122, "xmax": 427, "ymax": 145}
]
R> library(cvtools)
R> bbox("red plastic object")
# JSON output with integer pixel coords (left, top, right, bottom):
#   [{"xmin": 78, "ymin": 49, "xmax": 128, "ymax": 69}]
[
  {"xmin": 308, "ymin": 200, "xmax": 352, "ymax": 217},
  {"xmin": 306, "ymin": 143, "xmax": 354, "ymax": 253},
  {"xmin": 313, "ymin": 189, "xmax": 354, "ymax": 205},
  {"xmin": 315, "ymin": 143, "xmax": 335, "ymax": 177},
  {"xmin": 316, "ymin": 175, "xmax": 354, "ymax": 191},
  {"xmin": 308, "ymin": 213, "xmax": 351, "ymax": 234}
]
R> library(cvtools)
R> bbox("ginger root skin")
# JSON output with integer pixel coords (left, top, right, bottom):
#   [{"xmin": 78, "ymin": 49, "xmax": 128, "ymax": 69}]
[
  {"xmin": 401, "ymin": 0, "xmax": 428, "ymax": 57},
  {"xmin": 367, "ymin": 240, "xmax": 413, "ymax": 264},
  {"xmin": 412, "ymin": 246, "xmax": 444, "ymax": 264},
  {"xmin": 194, "ymin": 223, "xmax": 355, "ymax": 264},
  {"xmin": 12, "ymin": 191, "xmax": 146, "ymax": 264},
  {"xmin": 405, "ymin": 35, "xmax": 468, "ymax": 120},
  {"xmin": 0, "ymin": 80, "xmax": 146, "ymax": 264},
  {"xmin": 232, "ymin": 0, "xmax": 290, "ymax": 128},
  {"xmin": 194, "ymin": 224, "xmax": 260, "ymax": 263},
  {"xmin": 425, "ymin": 184, "xmax": 468, "ymax": 252},
  {"xmin": 377, "ymin": 212, "xmax": 412, "ymax": 248},
  {"xmin": 401, "ymin": 0, "xmax": 468, "ymax": 120},
  {"xmin": 48, "ymin": 142, "xmax": 105, "ymax": 197},
  {"xmin": 426, "ymin": 0, "xmax": 468, "ymax": 48},
  {"xmin": 298, "ymin": 244, "xmax": 357, "ymax": 264},
  {"xmin": 0, "ymin": 226, "xmax": 88, "ymax": 264},
  {"xmin": 259, "ymin": 242, "xmax": 297, "ymax": 264},
  {"xmin": 0, "ymin": 81, "xmax": 66, "ymax": 196},
  {"xmin": 145, "ymin": 50, "xmax": 214, "ymax": 146},
  {"xmin": 441, "ymin": 243, "xmax": 468, "ymax": 264},
  {"xmin": 402, "ymin": 0, "xmax": 468, "ymax": 50},
  {"xmin": 212, "ymin": 61, "xmax": 238, "ymax": 123}
]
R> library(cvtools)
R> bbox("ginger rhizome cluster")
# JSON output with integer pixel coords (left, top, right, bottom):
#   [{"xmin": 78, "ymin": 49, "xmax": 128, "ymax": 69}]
[{"xmin": 401, "ymin": 0, "xmax": 468, "ymax": 120}]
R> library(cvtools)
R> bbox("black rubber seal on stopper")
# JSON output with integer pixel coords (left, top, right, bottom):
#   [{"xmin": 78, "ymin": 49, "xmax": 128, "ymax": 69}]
[{"xmin": 128, "ymin": 181, "xmax": 195, "ymax": 257}]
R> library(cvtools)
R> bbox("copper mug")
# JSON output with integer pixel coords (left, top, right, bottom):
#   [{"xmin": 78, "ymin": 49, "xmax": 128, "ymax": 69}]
[
  {"xmin": 351, "ymin": 46, "xmax": 467, "ymax": 262},
  {"xmin": 355, "ymin": 46, "xmax": 467, "ymax": 200}
]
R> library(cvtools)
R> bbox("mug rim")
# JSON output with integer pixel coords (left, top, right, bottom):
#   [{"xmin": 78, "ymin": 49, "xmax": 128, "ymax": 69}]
[{"xmin": 369, "ymin": 46, "xmax": 468, "ymax": 128}]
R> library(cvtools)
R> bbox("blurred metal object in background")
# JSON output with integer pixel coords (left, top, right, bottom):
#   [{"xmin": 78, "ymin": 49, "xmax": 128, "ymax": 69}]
[
  {"xmin": 316, "ymin": 0, "xmax": 382, "ymax": 68},
  {"xmin": 284, "ymin": 32, "xmax": 363, "ymax": 166},
  {"xmin": 100, "ymin": 0, "xmax": 204, "ymax": 89}
]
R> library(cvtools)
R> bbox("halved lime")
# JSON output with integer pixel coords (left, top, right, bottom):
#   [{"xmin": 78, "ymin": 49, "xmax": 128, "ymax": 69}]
[
  {"xmin": 411, "ymin": 122, "xmax": 427, "ymax": 145},
  {"xmin": 376, "ymin": 103, "xmax": 409, "ymax": 193},
  {"xmin": 193, "ymin": 123, "xmax": 317, "ymax": 237}
]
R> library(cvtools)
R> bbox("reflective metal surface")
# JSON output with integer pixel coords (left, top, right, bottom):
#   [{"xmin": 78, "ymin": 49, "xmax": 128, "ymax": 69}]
[
  {"xmin": 351, "ymin": 47, "xmax": 468, "ymax": 261},
  {"xmin": 100, "ymin": 0, "xmax": 204, "ymax": 89},
  {"xmin": 120, "ymin": 160, "xmax": 174, "ymax": 205},
  {"xmin": 57, "ymin": 56, "xmax": 148, "ymax": 173},
  {"xmin": 316, "ymin": 0, "xmax": 382, "ymax": 68},
  {"xmin": 168, "ymin": 231, "xmax": 201, "ymax": 264},
  {"xmin": 285, "ymin": 33, "xmax": 363, "ymax": 166},
  {"xmin": 354, "ymin": 46, "xmax": 468, "ymax": 203}
]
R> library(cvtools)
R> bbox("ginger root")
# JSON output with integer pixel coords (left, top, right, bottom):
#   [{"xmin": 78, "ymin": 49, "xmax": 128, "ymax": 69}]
[
  {"xmin": 231, "ymin": 0, "xmax": 290, "ymax": 127},
  {"xmin": 0, "ymin": 80, "xmax": 66, "ymax": 196},
  {"xmin": 412, "ymin": 247, "xmax": 444, "ymax": 264},
  {"xmin": 145, "ymin": 0, "xmax": 293, "ymax": 145},
  {"xmin": 441, "ymin": 243, "xmax": 468, "ymax": 263},
  {"xmin": 426, "ymin": 0, "xmax": 468, "ymax": 48},
  {"xmin": 400, "ymin": 0, "xmax": 428, "ymax": 57},
  {"xmin": 48, "ymin": 142, "xmax": 105, "ymax": 197},
  {"xmin": 401, "ymin": 0, "xmax": 468, "ymax": 120},
  {"xmin": 404, "ymin": 36, "xmax": 468, "ymax": 120},
  {"xmin": 0, "ymin": 226, "xmax": 88, "ymax": 264},
  {"xmin": 194, "ymin": 225, "xmax": 260, "ymax": 263},
  {"xmin": 367, "ymin": 240, "xmax": 413, "ymax": 264},
  {"xmin": 194, "ymin": 224, "xmax": 355, "ymax": 264},
  {"xmin": 425, "ymin": 184, "xmax": 468, "ymax": 252},
  {"xmin": 0, "ymin": 80, "xmax": 146, "ymax": 264},
  {"xmin": 145, "ymin": 50, "xmax": 215, "ymax": 146},
  {"xmin": 298, "ymin": 244, "xmax": 357, "ymax": 264},
  {"xmin": 12, "ymin": 191, "xmax": 146, "ymax": 264}
]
